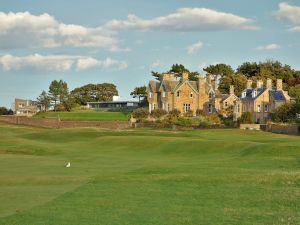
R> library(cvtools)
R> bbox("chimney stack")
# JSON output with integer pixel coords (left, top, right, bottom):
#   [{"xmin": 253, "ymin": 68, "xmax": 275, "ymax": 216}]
[
  {"xmin": 266, "ymin": 78, "xmax": 272, "ymax": 89},
  {"xmin": 276, "ymin": 79, "xmax": 282, "ymax": 90},
  {"xmin": 161, "ymin": 73, "xmax": 175, "ymax": 81},
  {"xmin": 257, "ymin": 80, "xmax": 263, "ymax": 88},
  {"xmin": 247, "ymin": 80, "xmax": 253, "ymax": 89},
  {"xmin": 229, "ymin": 85, "xmax": 234, "ymax": 95},
  {"xmin": 182, "ymin": 72, "xmax": 189, "ymax": 81}
]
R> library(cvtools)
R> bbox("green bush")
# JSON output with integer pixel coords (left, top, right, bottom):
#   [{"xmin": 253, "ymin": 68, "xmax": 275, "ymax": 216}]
[
  {"xmin": 238, "ymin": 112, "xmax": 254, "ymax": 124},
  {"xmin": 206, "ymin": 114, "xmax": 221, "ymax": 125},
  {"xmin": 168, "ymin": 109, "xmax": 181, "ymax": 117},
  {"xmin": 176, "ymin": 117, "xmax": 193, "ymax": 126},
  {"xmin": 151, "ymin": 109, "xmax": 167, "ymax": 119},
  {"xmin": 184, "ymin": 110, "xmax": 194, "ymax": 117},
  {"xmin": 132, "ymin": 108, "xmax": 149, "ymax": 122}
]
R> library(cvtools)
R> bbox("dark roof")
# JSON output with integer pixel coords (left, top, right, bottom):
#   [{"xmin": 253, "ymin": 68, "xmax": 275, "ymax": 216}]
[
  {"xmin": 241, "ymin": 88, "xmax": 266, "ymax": 100},
  {"xmin": 270, "ymin": 90, "xmax": 286, "ymax": 101},
  {"xmin": 162, "ymin": 80, "xmax": 179, "ymax": 92}
]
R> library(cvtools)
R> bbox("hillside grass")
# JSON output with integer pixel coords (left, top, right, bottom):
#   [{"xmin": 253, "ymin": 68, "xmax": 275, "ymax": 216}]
[
  {"xmin": 34, "ymin": 110, "xmax": 130, "ymax": 121},
  {"xmin": 0, "ymin": 124, "xmax": 300, "ymax": 224}
]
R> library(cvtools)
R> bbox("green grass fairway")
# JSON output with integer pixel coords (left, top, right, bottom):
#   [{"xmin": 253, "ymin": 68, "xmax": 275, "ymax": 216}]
[
  {"xmin": 0, "ymin": 124, "xmax": 300, "ymax": 225},
  {"xmin": 34, "ymin": 110, "xmax": 130, "ymax": 121}
]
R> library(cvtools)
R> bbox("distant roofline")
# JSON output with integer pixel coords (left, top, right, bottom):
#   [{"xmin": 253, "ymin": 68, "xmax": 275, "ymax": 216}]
[{"xmin": 87, "ymin": 101, "xmax": 139, "ymax": 104}]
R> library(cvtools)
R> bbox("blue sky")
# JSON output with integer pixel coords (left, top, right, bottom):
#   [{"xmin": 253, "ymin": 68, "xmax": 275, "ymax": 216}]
[{"xmin": 0, "ymin": 0, "xmax": 299, "ymax": 108}]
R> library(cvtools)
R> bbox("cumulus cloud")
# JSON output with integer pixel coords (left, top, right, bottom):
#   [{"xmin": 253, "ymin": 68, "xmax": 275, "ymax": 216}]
[
  {"xmin": 187, "ymin": 41, "xmax": 203, "ymax": 54},
  {"xmin": 0, "ymin": 11, "xmax": 121, "ymax": 49},
  {"xmin": 150, "ymin": 60, "xmax": 161, "ymax": 69},
  {"xmin": 256, "ymin": 43, "xmax": 281, "ymax": 50},
  {"xmin": 275, "ymin": 2, "xmax": 300, "ymax": 32},
  {"xmin": 104, "ymin": 7, "xmax": 258, "ymax": 31},
  {"xmin": 0, "ymin": 54, "xmax": 128, "ymax": 72}
]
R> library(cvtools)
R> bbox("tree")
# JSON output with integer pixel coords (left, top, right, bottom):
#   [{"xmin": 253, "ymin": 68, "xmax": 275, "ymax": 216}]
[
  {"xmin": 130, "ymin": 86, "xmax": 147, "ymax": 103},
  {"xmin": 218, "ymin": 73, "xmax": 247, "ymax": 96},
  {"xmin": 151, "ymin": 71, "xmax": 162, "ymax": 80},
  {"xmin": 36, "ymin": 90, "xmax": 50, "ymax": 112},
  {"xmin": 71, "ymin": 83, "xmax": 118, "ymax": 105},
  {"xmin": 151, "ymin": 109, "xmax": 167, "ymax": 119},
  {"xmin": 0, "ymin": 107, "xmax": 8, "ymax": 115},
  {"xmin": 48, "ymin": 80, "xmax": 69, "ymax": 111},
  {"xmin": 289, "ymin": 84, "xmax": 300, "ymax": 102},
  {"xmin": 204, "ymin": 64, "xmax": 234, "ymax": 77},
  {"xmin": 269, "ymin": 103, "xmax": 299, "ymax": 123},
  {"xmin": 237, "ymin": 62, "xmax": 260, "ymax": 78},
  {"xmin": 152, "ymin": 64, "xmax": 199, "ymax": 81}
]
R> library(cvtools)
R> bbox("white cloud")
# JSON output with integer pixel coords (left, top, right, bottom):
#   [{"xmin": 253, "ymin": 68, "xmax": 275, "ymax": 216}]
[
  {"xmin": 256, "ymin": 43, "xmax": 281, "ymax": 50},
  {"xmin": 0, "ymin": 54, "xmax": 128, "ymax": 72},
  {"xmin": 276, "ymin": 2, "xmax": 300, "ymax": 32},
  {"xmin": 187, "ymin": 41, "xmax": 203, "ymax": 54},
  {"xmin": 0, "ymin": 11, "xmax": 121, "ymax": 49},
  {"xmin": 150, "ymin": 60, "xmax": 161, "ymax": 69},
  {"xmin": 104, "ymin": 7, "xmax": 258, "ymax": 32},
  {"xmin": 76, "ymin": 57, "xmax": 128, "ymax": 71}
]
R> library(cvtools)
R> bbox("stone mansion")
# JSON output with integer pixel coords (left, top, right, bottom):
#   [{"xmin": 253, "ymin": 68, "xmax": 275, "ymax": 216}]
[{"xmin": 147, "ymin": 72, "xmax": 291, "ymax": 123}]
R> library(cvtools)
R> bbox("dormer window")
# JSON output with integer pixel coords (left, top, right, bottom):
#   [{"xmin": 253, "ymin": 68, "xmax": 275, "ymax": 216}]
[
  {"xmin": 242, "ymin": 91, "xmax": 246, "ymax": 98},
  {"xmin": 177, "ymin": 91, "xmax": 180, "ymax": 97},
  {"xmin": 190, "ymin": 92, "xmax": 193, "ymax": 98},
  {"xmin": 162, "ymin": 92, "xmax": 166, "ymax": 97},
  {"xmin": 252, "ymin": 90, "xmax": 257, "ymax": 98},
  {"xmin": 209, "ymin": 92, "xmax": 214, "ymax": 98}
]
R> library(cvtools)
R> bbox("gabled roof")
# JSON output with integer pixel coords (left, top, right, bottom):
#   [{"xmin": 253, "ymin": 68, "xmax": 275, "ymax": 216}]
[
  {"xmin": 160, "ymin": 80, "xmax": 180, "ymax": 92},
  {"xmin": 148, "ymin": 80, "xmax": 160, "ymax": 92},
  {"xmin": 174, "ymin": 80, "xmax": 199, "ymax": 94},
  {"xmin": 270, "ymin": 90, "xmax": 286, "ymax": 101}
]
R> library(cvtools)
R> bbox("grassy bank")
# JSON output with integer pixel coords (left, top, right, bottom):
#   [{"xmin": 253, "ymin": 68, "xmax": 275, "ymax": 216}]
[
  {"xmin": 0, "ymin": 124, "xmax": 299, "ymax": 224},
  {"xmin": 34, "ymin": 110, "xmax": 130, "ymax": 121}
]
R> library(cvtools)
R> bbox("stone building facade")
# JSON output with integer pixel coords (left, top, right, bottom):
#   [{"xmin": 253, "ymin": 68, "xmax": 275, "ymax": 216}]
[
  {"xmin": 233, "ymin": 78, "xmax": 291, "ymax": 123},
  {"xmin": 147, "ymin": 72, "xmax": 237, "ymax": 116}
]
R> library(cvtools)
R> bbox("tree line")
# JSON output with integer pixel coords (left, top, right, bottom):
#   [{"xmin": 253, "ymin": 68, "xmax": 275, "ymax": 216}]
[{"xmin": 36, "ymin": 81, "xmax": 118, "ymax": 112}]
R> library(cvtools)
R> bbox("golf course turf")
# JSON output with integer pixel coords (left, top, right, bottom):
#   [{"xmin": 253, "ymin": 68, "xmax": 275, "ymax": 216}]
[{"xmin": 0, "ymin": 123, "xmax": 299, "ymax": 225}]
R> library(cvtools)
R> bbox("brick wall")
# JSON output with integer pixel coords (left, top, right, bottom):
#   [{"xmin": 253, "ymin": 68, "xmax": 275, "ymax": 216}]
[
  {"xmin": 266, "ymin": 124, "xmax": 299, "ymax": 135},
  {"xmin": 0, "ymin": 116, "xmax": 131, "ymax": 129}
]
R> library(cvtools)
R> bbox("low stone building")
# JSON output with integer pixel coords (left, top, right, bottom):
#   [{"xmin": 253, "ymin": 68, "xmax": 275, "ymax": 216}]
[
  {"xmin": 147, "ymin": 72, "xmax": 237, "ymax": 116},
  {"xmin": 234, "ymin": 78, "xmax": 291, "ymax": 123}
]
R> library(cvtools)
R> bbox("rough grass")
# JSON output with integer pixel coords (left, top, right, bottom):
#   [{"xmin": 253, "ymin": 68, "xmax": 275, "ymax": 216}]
[
  {"xmin": 34, "ymin": 110, "xmax": 130, "ymax": 121},
  {"xmin": 0, "ymin": 124, "xmax": 300, "ymax": 225}
]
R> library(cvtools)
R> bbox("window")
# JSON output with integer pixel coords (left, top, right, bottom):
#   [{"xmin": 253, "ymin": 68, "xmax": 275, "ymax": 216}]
[
  {"xmin": 257, "ymin": 104, "xmax": 261, "ymax": 112},
  {"xmin": 183, "ymin": 104, "xmax": 191, "ymax": 112},
  {"xmin": 242, "ymin": 91, "xmax": 246, "ymax": 98},
  {"xmin": 177, "ymin": 91, "xmax": 180, "ymax": 97},
  {"xmin": 153, "ymin": 103, "xmax": 156, "ymax": 110},
  {"xmin": 208, "ymin": 104, "xmax": 213, "ymax": 113},
  {"xmin": 167, "ymin": 104, "xmax": 170, "ymax": 112},
  {"xmin": 162, "ymin": 103, "xmax": 165, "ymax": 110},
  {"xmin": 237, "ymin": 104, "xmax": 240, "ymax": 113},
  {"xmin": 190, "ymin": 92, "xmax": 193, "ymax": 98},
  {"xmin": 162, "ymin": 92, "xmax": 166, "ymax": 97},
  {"xmin": 243, "ymin": 105, "xmax": 246, "ymax": 112},
  {"xmin": 149, "ymin": 92, "xmax": 153, "ymax": 98},
  {"xmin": 209, "ymin": 92, "xmax": 214, "ymax": 98},
  {"xmin": 252, "ymin": 90, "xmax": 257, "ymax": 98},
  {"xmin": 225, "ymin": 101, "xmax": 228, "ymax": 107},
  {"xmin": 264, "ymin": 104, "xmax": 269, "ymax": 112}
]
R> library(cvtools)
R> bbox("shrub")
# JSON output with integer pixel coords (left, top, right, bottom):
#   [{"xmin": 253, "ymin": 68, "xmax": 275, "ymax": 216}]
[
  {"xmin": 132, "ymin": 108, "xmax": 149, "ymax": 122},
  {"xmin": 196, "ymin": 109, "xmax": 205, "ymax": 116},
  {"xmin": 151, "ymin": 109, "xmax": 167, "ymax": 119},
  {"xmin": 176, "ymin": 117, "xmax": 193, "ymax": 126},
  {"xmin": 238, "ymin": 112, "xmax": 254, "ymax": 124},
  {"xmin": 184, "ymin": 110, "xmax": 194, "ymax": 117},
  {"xmin": 206, "ymin": 114, "xmax": 221, "ymax": 125},
  {"xmin": 168, "ymin": 109, "xmax": 181, "ymax": 117},
  {"xmin": 161, "ymin": 114, "xmax": 178, "ymax": 125}
]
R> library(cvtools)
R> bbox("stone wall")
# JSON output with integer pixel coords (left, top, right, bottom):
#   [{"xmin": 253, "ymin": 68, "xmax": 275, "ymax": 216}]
[
  {"xmin": 0, "ymin": 116, "xmax": 131, "ymax": 129},
  {"xmin": 266, "ymin": 124, "xmax": 299, "ymax": 135},
  {"xmin": 240, "ymin": 124, "xmax": 261, "ymax": 130}
]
